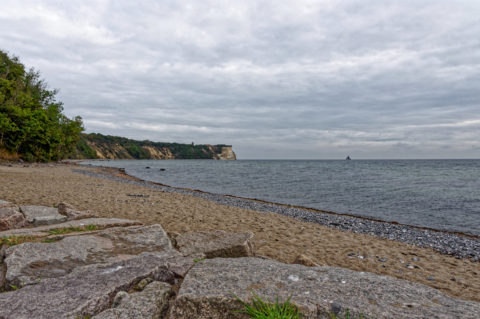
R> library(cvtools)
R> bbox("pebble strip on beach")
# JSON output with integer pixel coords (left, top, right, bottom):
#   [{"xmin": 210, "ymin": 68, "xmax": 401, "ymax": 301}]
[{"xmin": 74, "ymin": 167, "xmax": 480, "ymax": 262}]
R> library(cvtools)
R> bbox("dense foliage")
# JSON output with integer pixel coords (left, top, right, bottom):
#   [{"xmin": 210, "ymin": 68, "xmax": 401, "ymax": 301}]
[
  {"xmin": 0, "ymin": 50, "xmax": 83, "ymax": 161},
  {"xmin": 76, "ymin": 133, "xmax": 230, "ymax": 160}
]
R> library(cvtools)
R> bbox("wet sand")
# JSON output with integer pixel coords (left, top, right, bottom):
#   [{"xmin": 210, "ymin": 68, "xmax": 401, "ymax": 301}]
[{"xmin": 1, "ymin": 163, "xmax": 479, "ymax": 302}]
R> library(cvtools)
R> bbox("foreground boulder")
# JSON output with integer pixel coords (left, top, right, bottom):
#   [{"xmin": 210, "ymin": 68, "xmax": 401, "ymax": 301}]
[
  {"xmin": 0, "ymin": 217, "xmax": 141, "ymax": 238},
  {"xmin": 0, "ymin": 251, "xmax": 193, "ymax": 319},
  {"xmin": 176, "ymin": 230, "xmax": 255, "ymax": 258},
  {"xmin": 0, "ymin": 207, "xmax": 27, "ymax": 231},
  {"xmin": 92, "ymin": 281, "xmax": 172, "ymax": 319},
  {"xmin": 19, "ymin": 205, "xmax": 67, "ymax": 226},
  {"xmin": 170, "ymin": 257, "xmax": 480, "ymax": 319},
  {"xmin": 4, "ymin": 225, "xmax": 173, "ymax": 287}
]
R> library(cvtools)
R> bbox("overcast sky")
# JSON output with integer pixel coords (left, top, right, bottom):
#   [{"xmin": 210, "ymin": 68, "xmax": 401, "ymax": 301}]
[{"xmin": 1, "ymin": 0, "xmax": 479, "ymax": 159}]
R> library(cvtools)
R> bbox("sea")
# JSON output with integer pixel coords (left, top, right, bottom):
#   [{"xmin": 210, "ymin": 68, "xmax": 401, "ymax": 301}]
[{"xmin": 82, "ymin": 159, "xmax": 480, "ymax": 236}]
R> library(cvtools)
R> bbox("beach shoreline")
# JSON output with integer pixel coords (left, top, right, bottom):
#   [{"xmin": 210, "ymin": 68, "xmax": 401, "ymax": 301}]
[
  {"xmin": 84, "ymin": 161, "xmax": 480, "ymax": 239},
  {"xmin": 1, "ymin": 162, "xmax": 479, "ymax": 302},
  {"xmin": 78, "ymin": 162, "xmax": 480, "ymax": 261}
]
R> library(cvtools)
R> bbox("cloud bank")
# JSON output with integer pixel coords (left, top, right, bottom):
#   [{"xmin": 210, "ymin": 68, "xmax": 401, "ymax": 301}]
[{"xmin": 1, "ymin": 0, "xmax": 479, "ymax": 158}]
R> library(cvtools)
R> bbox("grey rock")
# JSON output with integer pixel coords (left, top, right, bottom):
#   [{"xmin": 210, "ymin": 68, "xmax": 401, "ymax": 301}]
[
  {"xmin": 0, "ymin": 207, "xmax": 27, "ymax": 231},
  {"xmin": 170, "ymin": 257, "xmax": 480, "ymax": 319},
  {"xmin": 165, "ymin": 253, "xmax": 205, "ymax": 278},
  {"xmin": 0, "ymin": 244, "xmax": 6, "ymax": 259},
  {"xmin": 4, "ymin": 224, "xmax": 174, "ymax": 288},
  {"xmin": 97, "ymin": 224, "xmax": 172, "ymax": 251},
  {"xmin": 19, "ymin": 205, "xmax": 67, "ymax": 226},
  {"xmin": 58, "ymin": 202, "xmax": 97, "ymax": 220},
  {"xmin": 92, "ymin": 281, "xmax": 172, "ymax": 319},
  {"xmin": 0, "ymin": 200, "xmax": 10, "ymax": 207},
  {"xmin": 0, "ymin": 252, "xmax": 185, "ymax": 319},
  {"xmin": 135, "ymin": 278, "xmax": 153, "ymax": 291},
  {"xmin": 0, "ymin": 217, "xmax": 142, "ymax": 238},
  {"xmin": 5, "ymin": 235, "xmax": 114, "ymax": 287},
  {"xmin": 0, "ymin": 263, "xmax": 5, "ymax": 290},
  {"xmin": 57, "ymin": 202, "xmax": 75, "ymax": 214},
  {"xmin": 63, "ymin": 208, "xmax": 97, "ymax": 220},
  {"xmin": 112, "ymin": 291, "xmax": 129, "ymax": 307},
  {"xmin": 176, "ymin": 230, "xmax": 255, "ymax": 258}
]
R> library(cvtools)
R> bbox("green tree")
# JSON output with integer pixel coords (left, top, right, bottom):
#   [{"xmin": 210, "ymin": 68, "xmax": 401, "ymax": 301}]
[{"xmin": 0, "ymin": 49, "xmax": 84, "ymax": 161}]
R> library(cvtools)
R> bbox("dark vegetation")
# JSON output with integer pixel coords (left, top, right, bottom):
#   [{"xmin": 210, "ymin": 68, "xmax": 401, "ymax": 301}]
[{"xmin": 0, "ymin": 50, "xmax": 83, "ymax": 162}]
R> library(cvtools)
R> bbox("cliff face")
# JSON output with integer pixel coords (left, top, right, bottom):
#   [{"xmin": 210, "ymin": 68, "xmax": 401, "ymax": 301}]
[
  {"xmin": 86, "ymin": 142, "xmax": 176, "ymax": 160},
  {"xmin": 74, "ymin": 133, "xmax": 236, "ymax": 160},
  {"xmin": 141, "ymin": 146, "xmax": 175, "ymax": 159},
  {"xmin": 210, "ymin": 145, "xmax": 236, "ymax": 160}
]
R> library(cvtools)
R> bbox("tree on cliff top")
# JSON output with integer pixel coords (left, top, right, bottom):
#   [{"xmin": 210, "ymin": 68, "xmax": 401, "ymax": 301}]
[{"xmin": 0, "ymin": 49, "xmax": 84, "ymax": 161}]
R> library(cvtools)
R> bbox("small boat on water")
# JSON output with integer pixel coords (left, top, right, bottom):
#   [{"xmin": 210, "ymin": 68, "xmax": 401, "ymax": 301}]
[{"xmin": 346, "ymin": 155, "xmax": 351, "ymax": 160}]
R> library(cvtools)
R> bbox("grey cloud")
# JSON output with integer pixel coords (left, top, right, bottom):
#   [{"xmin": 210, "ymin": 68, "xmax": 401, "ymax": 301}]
[{"xmin": 1, "ymin": 0, "xmax": 479, "ymax": 158}]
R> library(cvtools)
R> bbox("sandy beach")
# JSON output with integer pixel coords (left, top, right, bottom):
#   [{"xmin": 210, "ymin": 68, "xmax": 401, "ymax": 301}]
[{"xmin": 1, "ymin": 163, "xmax": 479, "ymax": 303}]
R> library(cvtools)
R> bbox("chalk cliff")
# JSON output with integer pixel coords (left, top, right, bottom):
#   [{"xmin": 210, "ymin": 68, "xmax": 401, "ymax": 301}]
[{"xmin": 73, "ymin": 133, "xmax": 236, "ymax": 160}]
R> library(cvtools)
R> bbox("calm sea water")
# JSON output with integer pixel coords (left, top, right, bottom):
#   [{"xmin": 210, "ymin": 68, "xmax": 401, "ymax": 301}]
[{"xmin": 84, "ymin": 159, "xmax": 480, "ymax": 236}]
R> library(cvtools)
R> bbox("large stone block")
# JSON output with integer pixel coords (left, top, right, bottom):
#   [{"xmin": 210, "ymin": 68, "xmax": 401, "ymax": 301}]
[
  {"xmin": 0, "ymin": 252, "xmax": 187, "ymax": 319},
  {"xmin": 0, "ymin": 217, "xmax": 142, "ymax": 238},
  {"xmin": 170, "ymin": 257, "xmax": 480, "ymax": 319},
  {"xmin": 0, "ymin": 207, "xmax": 27, "ymax": 231},
  {"xmin": 19, "ymin": 205, "xmax": 67, "ymax": 226},
  {"xmin": 92, "ymin": 281, "xmax": 173, "ymax": 319},
  {"xmin": 4, "ymin": 224, "xmax": 174, "ymax": 287},
  {"xmin": 97, "ymin": 224, "xmax": 172, "ymax": 251},
  {"xmin": 176, "ymin": 230, "xmax": 255, "ymax": 258}
]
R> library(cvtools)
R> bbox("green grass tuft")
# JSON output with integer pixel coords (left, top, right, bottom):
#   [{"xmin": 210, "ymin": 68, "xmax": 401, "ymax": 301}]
[
  {"xmin": 85, "ymin": 224, "xmax": 97, "ymax": 231},
  {"xmin": 9, "ymin": 284, "xmax": 19, "ymax": 291},
  {"xmin": 48, "ymin": 224, "xmax": 98, "ymax": 235},
  {"xmin": 0, "ymin": 236, "xmax": 34, "ymax": 246},
  {"xmin": 42, "ymin": 238, "xmax": 61, "ymax": 243},
  {"xmin": 193, "ymin": 257, "xmax": 206, "ymax": 263},
  {"xmin": 235, "ymin": 293, "xmax": 302, "ymax": 319}
]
